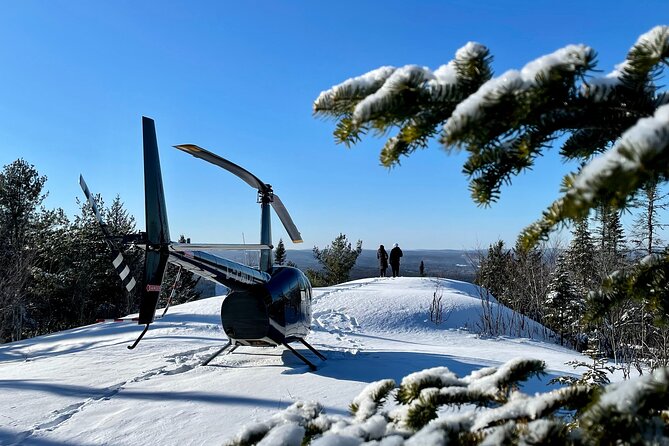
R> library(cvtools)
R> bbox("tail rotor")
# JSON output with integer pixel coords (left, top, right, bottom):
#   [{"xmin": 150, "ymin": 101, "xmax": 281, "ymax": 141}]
[{"xmin": 79, "ymin": 175, "xmax": 137, "ymax": 294}]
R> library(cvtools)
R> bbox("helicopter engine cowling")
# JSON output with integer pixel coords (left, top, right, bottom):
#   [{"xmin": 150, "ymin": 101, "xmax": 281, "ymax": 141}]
[{"xmin": 220, "ymin": 266, "xmax": 312, "ymax": 346}]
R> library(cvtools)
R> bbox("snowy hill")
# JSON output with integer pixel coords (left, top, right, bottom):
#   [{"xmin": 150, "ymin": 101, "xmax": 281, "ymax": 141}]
[{"xmin": 0, "ymin": 278, "xmax": 594, "ymax": 445}]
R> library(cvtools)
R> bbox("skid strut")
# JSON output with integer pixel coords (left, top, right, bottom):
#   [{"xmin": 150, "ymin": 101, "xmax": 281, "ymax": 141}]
[
  {"xmin": 299, "ymin": 338, "xmax": 326, "ymax": 361},
  {"xmin": 202, "ymin": 341, "xmax": 238, "ymax": 366},
  {"xmin": 283, "ymin": 342, "xmax": 324, "ymax": 371}
]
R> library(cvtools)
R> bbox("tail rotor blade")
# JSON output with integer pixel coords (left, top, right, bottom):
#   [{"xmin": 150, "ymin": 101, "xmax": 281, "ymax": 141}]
[
  {"xmin": 113, "ymin": 251, "xmax": 138, "ymax": 293},
  {"xmin": 79, "ymin": 175, "xmax": 137, "ymax": 293},
  {"xmin": 79, "ymin": 175, "xmax": 110, "ymax": 237},
  {"xmin": 271, "ymin": 194, "xmax": 303, "ymax": 243}
]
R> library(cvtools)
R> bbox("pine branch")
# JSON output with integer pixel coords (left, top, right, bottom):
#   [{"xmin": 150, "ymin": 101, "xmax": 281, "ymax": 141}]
[{"xmin": 520, "ymin": 104, "xmax": 669, "ymax": 247}]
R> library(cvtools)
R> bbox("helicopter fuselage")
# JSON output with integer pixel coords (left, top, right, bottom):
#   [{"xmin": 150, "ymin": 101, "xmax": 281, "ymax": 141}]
[{"xmin": 221, "ymin": 266, "xmax": 312, "ymax": 347}]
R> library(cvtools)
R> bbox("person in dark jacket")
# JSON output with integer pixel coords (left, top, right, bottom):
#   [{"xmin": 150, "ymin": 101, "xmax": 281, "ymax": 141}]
[
  {"xmin": 377, "ymin": 244, "xmax": 389, "ymax": 277},
  {"xmin": 389, "ymin": 243, "xmax": 403, "ymax": 277}
]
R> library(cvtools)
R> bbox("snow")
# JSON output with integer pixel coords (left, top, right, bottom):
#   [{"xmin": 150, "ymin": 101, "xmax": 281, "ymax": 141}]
[
  {"xmin": 0, "ymin": 277, "xmax": 600, "ymax": 445},
  {"xmin": 352, "ymin": 65, "xmax": 434, "ymax": 122},
  {"xmin": 256, "ymin": 423, "xmax": 304, "ymax": 446},
  {"xmin": 315, "ymin": 42, "xmax": 489, "ymax": 119},
  {"xmin": 584, "ymin": 26, "xmax": 668, "ymax": 101},
  {"xmin": 314, "ymin": 66, "xmax": 397, "ymax": 112}
]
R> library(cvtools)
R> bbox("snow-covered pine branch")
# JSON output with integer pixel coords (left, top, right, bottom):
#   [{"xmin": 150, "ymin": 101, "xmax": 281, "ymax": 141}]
[
  {"xmin": 442, "ymin": 44, "xmax": 595, "ymax": 142},
  {"xmin": 228, "ymin": 357, "xmax": 669, "ymax": 445},
  {"xmin": 521, "ymin": 103, "xmax": 669, "ymax": 247},
  {"xmin": 584, "ymin": 26, "xmax": 669, "ymax": 102},
  {"xmin": 313, "ymin": 42, "xmax": 492, "ymax": 165},
  {"xmin": 313, "ymin": 66, "xmax": 397, "ymax": 117}
]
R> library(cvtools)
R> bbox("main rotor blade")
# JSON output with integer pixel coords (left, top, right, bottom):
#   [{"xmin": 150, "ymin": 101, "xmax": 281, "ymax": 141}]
[
  {"xmin": 173, "ymin": 144, "xmax": 270, "ymax": 194},
  {"xmin": 271, "ymin": 194, "xmax": 303, "ymax": 243},
  {"xmin": 174, "ymin": 144, "xmax": 303, "ymax": 243}
]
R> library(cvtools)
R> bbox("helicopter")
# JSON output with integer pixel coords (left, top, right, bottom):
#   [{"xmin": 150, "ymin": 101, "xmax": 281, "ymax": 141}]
[{"xmin": 80, "ymin": 116, "xmax": 325, "ymax": 370}]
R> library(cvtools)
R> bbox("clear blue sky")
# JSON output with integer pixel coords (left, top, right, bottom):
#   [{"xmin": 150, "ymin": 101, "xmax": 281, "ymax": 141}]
[{"xmin": 0, "ymin": 1, "xmax": 665, "ymax": 249}]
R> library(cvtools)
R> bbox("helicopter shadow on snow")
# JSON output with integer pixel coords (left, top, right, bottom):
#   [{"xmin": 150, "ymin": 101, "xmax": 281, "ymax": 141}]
[{"xmin": 286, "ymin": 349, "xmax": 566, "ymax": 395}]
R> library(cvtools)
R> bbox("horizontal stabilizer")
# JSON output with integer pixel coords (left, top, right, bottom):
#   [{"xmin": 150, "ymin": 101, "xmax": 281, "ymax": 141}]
[{"xmin": 168, "ymin": 249, "xmax": 270, "ymax": 290}]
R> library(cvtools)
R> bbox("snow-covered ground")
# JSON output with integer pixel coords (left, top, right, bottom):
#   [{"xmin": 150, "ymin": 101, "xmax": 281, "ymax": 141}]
[{"xmin": 0, "ymin": 277, "xmax": 596, "ymax": 445}]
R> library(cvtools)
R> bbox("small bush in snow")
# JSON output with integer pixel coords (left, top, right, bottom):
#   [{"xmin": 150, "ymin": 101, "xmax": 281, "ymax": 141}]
[{"xmin": 428, "ymin": 286, "xmax": 445, "ymax": 325}]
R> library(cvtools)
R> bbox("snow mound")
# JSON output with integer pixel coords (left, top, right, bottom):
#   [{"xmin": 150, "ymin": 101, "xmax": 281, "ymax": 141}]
[{"xmin": 313, "ymin": 277, "xmax": 547, "ymax": 339}]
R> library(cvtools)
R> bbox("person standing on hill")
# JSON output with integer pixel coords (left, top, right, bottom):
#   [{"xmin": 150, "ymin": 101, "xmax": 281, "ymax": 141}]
[
  {"xmin": 377, "ymin": 244, "xmax": 389, "ymax": 277},
  {"xmin": 389, "ymin": 243, "xmax": 403, "ymax": 278}
]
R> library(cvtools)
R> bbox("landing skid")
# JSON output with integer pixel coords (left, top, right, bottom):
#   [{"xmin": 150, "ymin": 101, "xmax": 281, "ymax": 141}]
[
  {"xmin": 200, "ymin": 338, "xmax": 326, "ymax": 370},
  {"xmin": 127, "ymin": 324, "xmax": 150, "ymax": 350}
]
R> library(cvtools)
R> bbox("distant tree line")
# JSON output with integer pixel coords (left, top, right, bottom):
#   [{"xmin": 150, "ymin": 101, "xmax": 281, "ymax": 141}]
[{"xmin": 0, "ymin": 158, "xmax": 198, "ymax": 344}]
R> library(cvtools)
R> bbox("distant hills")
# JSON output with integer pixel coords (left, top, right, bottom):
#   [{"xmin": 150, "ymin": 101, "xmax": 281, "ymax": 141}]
[{"xmin": 284, "ymin": 249, "xmax": 478, "ymax": 282}]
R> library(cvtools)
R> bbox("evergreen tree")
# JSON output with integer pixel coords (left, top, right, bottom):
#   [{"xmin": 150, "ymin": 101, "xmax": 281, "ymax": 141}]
[
  {"xmin": 419, "ymin": 260, "xmax": 425, "ymax": 277},
  {"xmin": 311, "ymin": 233, "xmax": 362, "ymax": 285},
  {"xmin": 69, "ymin": 194, "xmax": 141, "ymax": 323},
  {"xmin": 27, "ymin": 207, "xmax": 77, "ymax": 337},
  {"xmin": 475, "ymin": 240, "xmax": 511, "ymax": 301},
  {"xmin": 565, "ymin": 217, "xmax": 597, "ymax": 296},
  {"xmin": 594, "ymin": 205, "xmax": 628, "ymax": 280},
  {"xmin": 103, "ymin": 195, "xmax": 142, "ymax": 315},
  {"xmin": 0, "ymin": 159, "xmax": 47, "ymax": 342},
  {"xmin": 545, "ymin": 254, "xmax": 582, "ymax": 346},
  {"xmin": 629, "ymin": 180, "xmax": 668, "ymax": 255},
  {"xmin": 274, "ymin": 238, "xmax": 287, "ymax": 265}
]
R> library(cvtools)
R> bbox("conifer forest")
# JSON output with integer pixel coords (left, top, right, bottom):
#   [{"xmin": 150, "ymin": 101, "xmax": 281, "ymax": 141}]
[{"xmin": 0, "ymin": 158, "xmax": 199, "ymax": 343}]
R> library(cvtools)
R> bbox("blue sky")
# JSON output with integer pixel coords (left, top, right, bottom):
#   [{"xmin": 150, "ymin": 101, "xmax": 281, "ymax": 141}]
[{"xmin": 0, "ymin": 1, "xmax": 665, "ymax": 249}]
